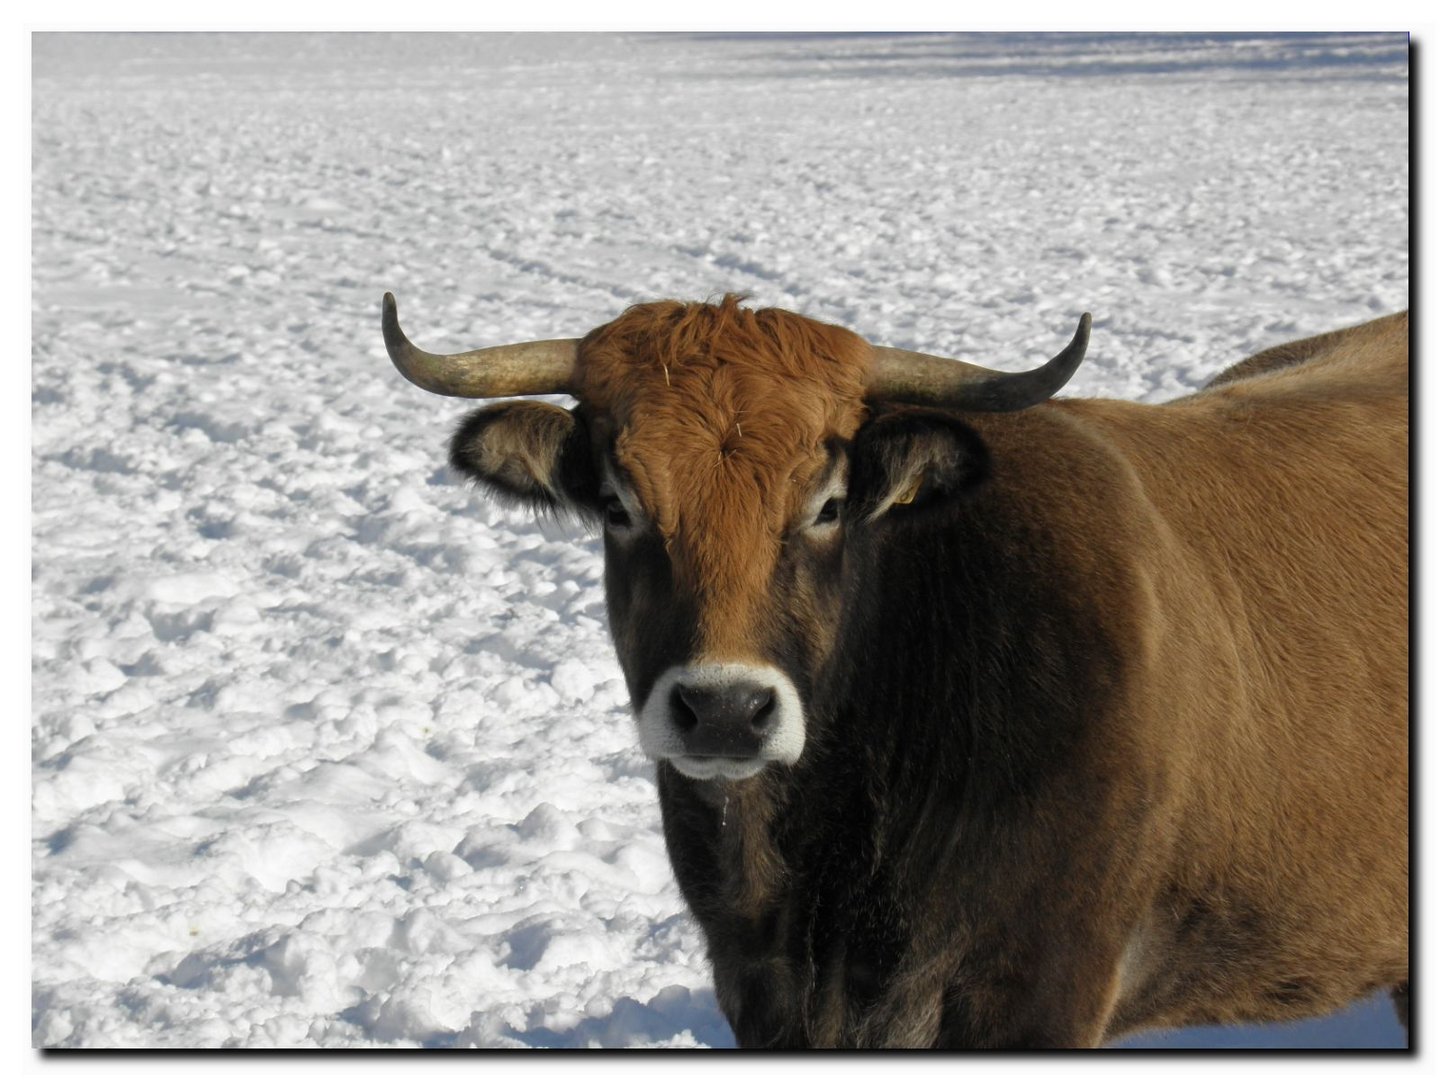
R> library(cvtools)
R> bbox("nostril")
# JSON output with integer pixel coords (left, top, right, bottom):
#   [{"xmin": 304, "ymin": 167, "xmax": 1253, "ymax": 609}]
[
  {"xmin": 671, "ymin": 684, "xmax": 700, "ymax": 733},
  {"xmin": 747, "ymin": 689, "xmax": 777, "ymax": 733}
]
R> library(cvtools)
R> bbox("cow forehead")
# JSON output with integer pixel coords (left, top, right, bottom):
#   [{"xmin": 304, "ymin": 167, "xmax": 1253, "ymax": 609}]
[
  {"xmin": 577, "ymin": 297, "xmax": 873, "ymax": 533},
  {"xmin": 619, "ymin": 379, "xmax": 856, "ymax": 523}
]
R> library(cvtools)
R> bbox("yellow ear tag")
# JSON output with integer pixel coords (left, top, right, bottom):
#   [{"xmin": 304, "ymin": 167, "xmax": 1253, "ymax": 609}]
[{"xmin": 892, "ymin": 476, "xmax": 923, "ymax": 506}]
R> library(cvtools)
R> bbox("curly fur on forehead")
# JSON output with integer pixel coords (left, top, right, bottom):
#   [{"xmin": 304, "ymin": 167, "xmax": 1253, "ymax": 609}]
[
  {"xmin": 575, "ymin": 294, "xmax": 871, "ymax": 409},
  {"xmin": 574, "ymin": 295, "xmax": 872, "ymax": 655}
]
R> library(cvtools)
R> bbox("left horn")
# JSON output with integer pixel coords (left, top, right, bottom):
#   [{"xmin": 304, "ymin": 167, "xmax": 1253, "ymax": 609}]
[
  {"xmin": 382, "ymin": 293, "xmax": 579, "ymax": 398},
  {"xmin": 867, "ymin": 313, "xmax": 1091, "ymax": 411}
]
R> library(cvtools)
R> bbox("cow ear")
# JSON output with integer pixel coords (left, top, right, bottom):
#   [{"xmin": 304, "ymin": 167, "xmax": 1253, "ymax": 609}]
[
  {"xmin": 849, "ymin": 409, "xmax": 990, "ymax": 523},
  {"xmin": 449, "ymin": 401, "xmax": 596, "ymax": 518}
]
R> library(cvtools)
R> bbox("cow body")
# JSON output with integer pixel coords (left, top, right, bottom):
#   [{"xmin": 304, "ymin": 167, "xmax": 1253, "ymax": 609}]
[{"xmin": 390, "ymin": 296, "xmax": 1408, "ymax": 1047}]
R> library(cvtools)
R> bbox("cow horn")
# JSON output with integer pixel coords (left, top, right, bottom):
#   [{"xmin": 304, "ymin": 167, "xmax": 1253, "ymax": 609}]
[
  {"xmin": 382, "ymin": 293, "xmax": 578, "ymax": 398},
  {"xmin": 868, "ymin": 313, "xmax": 1091, "ymax": 411}
]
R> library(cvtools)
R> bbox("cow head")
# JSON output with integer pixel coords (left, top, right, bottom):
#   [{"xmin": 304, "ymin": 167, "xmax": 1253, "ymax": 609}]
[{"xmin": 384, "ymin": 294, "xmax": 1088, "ymax": 782}]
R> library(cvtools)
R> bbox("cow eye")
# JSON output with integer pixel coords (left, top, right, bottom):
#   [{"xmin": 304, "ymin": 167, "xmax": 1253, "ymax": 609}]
[
  {"xmin": 813, "ymin": 498, "xmax": 842, "ymax": 527},
  {"xmin": 603, "ymin": 497, "xmax": 632, "ymax": 530}
]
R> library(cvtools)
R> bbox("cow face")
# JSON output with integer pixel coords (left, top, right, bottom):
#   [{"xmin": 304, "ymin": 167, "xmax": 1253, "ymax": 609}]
[{"xmin": 449, "ymin": 298, "xmax": 990, "ymax": 781}]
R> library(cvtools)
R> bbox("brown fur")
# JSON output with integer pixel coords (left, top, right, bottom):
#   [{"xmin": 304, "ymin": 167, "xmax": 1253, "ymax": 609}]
[
  {"xmin": 908, "ymin": 309, "xmax": 1409, "ymax": 1043},
  {"xmin": 1071, "ymin": 311, "xmax": 1410, "ymax": 1038}
]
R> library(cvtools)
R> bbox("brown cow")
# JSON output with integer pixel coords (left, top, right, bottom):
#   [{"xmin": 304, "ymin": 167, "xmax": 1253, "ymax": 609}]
[{"xmin": 383, "ymin": 293, "xmax": 1408, "ymax": 1048}]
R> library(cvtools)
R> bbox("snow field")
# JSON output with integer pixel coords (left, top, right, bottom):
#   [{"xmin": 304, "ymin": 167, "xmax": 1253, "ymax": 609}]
[{"xmin": 31, "ymin": 32, "xmax": 1408, "ymax": 1048}]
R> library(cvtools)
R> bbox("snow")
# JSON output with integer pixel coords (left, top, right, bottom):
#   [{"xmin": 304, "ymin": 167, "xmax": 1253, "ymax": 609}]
[{"xmin": 31, "ymin": 32, "xmax": 1408, "ymax": 1048}]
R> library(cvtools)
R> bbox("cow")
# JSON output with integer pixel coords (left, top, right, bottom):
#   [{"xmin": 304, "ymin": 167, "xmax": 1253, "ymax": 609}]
[{"xmin": 381, "ymin": 292, "xmax": 1408, "ymax": 1048}]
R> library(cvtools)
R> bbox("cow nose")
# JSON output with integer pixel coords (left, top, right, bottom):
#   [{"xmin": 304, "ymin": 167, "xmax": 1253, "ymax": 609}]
[{"xmin": 671, "ymin": 680, "xmax": 778, "ymax": 757}]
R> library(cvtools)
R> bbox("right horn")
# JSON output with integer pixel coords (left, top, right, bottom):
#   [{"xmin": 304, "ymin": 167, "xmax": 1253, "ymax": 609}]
[
  {"xmin": 867, "ymin": 313, "xmax": 1091, "ymax": 411},
  {"xmin": 382, "ymin": 293, "xmax": 579, "ymax": 398}
]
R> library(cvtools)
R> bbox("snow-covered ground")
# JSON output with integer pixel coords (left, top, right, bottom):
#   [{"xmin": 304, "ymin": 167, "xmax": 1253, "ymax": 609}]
[{"xmin": 31, "ymin": 32, "xmax": 1409, "ymax": 1048}]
